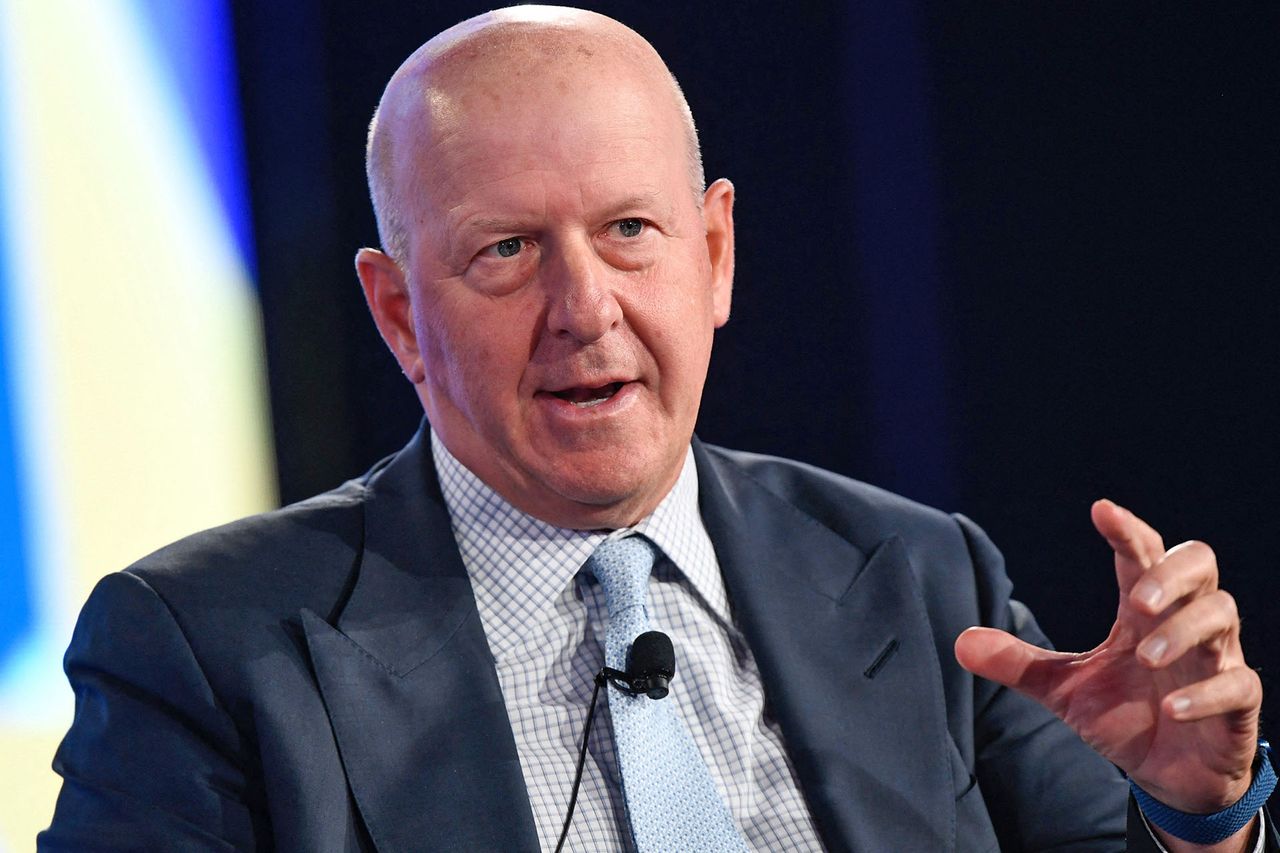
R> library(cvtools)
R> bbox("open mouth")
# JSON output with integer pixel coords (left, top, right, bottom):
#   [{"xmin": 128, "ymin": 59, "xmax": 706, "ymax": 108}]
[{"xmin": 550, "ymin": 382, "xmax": 625, "ymax": 408}]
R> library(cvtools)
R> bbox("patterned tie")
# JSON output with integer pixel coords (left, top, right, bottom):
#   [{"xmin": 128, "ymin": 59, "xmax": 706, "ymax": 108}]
[{"xmin": 587, "ymin": 534, "xmax": 750, "ymax": 853}]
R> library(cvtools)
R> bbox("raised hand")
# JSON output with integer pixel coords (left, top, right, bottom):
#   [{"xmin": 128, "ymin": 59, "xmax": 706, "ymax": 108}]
[{"xmin": 954, "ymin": 499, "xmax": 1261, "ymax": 843}]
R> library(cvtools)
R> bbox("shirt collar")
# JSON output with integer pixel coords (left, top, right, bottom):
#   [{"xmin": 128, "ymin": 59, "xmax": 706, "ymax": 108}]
[{"xmin": 430, "ymin": 432, "xmax": 729, "ymax": 657}]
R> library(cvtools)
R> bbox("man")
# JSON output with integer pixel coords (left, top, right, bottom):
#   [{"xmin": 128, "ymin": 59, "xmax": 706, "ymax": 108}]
[{"xmin": 42, "ymin": 6, "xmax": 1274, "ymax": 852}]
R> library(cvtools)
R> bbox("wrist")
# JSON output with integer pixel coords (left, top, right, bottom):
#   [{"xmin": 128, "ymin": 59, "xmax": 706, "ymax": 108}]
[{"xmin": 1130, "ymin": 740, "xmax": 1275, "ymax": 846}]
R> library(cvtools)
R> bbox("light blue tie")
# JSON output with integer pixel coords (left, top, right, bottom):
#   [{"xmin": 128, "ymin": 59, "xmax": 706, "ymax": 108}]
[{"xmin": 587, "ymin": 535, "xmax": 750, "ymax": 853}]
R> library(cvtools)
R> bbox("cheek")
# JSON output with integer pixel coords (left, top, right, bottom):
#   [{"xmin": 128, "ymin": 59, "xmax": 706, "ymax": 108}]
[
  {"xmin": 413, "ymin": 299, "xmax": 478, "ymax": 412},
  {"xmin": 415, "ymin": 295, "xmax": 538, "ymax": 418},
  {"xmin": 632, "ymin": 261, "xmax": 718, "ymax": 371}
]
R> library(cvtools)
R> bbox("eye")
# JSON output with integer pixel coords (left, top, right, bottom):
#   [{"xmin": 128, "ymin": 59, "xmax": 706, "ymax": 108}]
[
  {"xmin": 494, "ymin": 237, "xmax": 523, "ymax": 258},
  {"xmin": 615, "ymin": 218, "xmax": 644, "ymax": 238}
]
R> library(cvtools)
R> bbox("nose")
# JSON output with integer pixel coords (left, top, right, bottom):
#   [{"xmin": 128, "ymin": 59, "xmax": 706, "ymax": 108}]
[{"xmin": 543, "ymin": 238, "xmax": 622, "ymax": 343}]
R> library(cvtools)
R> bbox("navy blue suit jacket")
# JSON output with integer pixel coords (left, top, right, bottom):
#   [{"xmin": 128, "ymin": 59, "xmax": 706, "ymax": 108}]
[{"xmin": 40, "ymin": 427, "xmax": 1275, "ymax": 850}]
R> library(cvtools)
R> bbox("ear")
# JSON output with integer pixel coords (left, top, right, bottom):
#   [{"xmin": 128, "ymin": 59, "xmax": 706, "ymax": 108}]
[
  {"xmin": 355, "ymin": 248, "xmax": 425, "ymax": 383},
  {"xmin": 702, "ymin": 178, "xmax": 735, "ymax": 327}
]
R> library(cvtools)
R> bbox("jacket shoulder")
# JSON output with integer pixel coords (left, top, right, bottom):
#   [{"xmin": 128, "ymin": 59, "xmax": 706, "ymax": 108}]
[
  {"xmin": 696, "ymin": 442, "xmax": 1011, "ymax": 644},
  {"xmin": 118, "ymin": 476, "xmax": 370, "ymax": 619},
  {"xmin": 699, "ymin": 443, "xmax": 967, "ymax": 556}
]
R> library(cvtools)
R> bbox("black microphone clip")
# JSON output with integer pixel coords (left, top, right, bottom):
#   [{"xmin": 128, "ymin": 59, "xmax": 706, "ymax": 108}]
[{"xmin": 597, "ymin": 630, "xmax": 674, "ymax": 700}]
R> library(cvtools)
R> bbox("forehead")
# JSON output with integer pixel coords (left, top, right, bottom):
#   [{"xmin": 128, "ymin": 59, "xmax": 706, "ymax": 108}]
[
  {"xmin": 406, "ymin": 45, "xmax": 691, "ymax": 211},
  {"xmin": 444, "ymin": 88, "xmax": 667, "ymax": 188}
]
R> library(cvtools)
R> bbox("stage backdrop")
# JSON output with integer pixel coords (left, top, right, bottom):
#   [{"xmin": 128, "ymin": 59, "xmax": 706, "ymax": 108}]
[
  {"xmin": 4, "ymin": 0, "xmax": 1276, "ymax": 847},
  {"xmin": 234, "ymin": 0, "xmax": 1279, "ymax": 760},
  {"xmin": 0, "ymin": 1, "xmax": 274, "ymax": 847}
]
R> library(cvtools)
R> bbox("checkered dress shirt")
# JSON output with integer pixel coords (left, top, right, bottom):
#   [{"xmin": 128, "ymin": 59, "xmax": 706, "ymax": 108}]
[{"xmin": 431, "ymin": 433, "xmax": 825, "ymax": 852}]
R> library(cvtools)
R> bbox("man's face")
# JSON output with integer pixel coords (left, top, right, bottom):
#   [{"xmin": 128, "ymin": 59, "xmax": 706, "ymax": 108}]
[{"xmin": 365, "ymin": 59, "xmax": 734, "ymax": 528}]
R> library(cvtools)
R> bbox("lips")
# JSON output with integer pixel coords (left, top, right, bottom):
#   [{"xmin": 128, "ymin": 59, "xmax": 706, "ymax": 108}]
[{"xmin": 549, "ymin": 381, "xmax": 625, "ymax": 407}]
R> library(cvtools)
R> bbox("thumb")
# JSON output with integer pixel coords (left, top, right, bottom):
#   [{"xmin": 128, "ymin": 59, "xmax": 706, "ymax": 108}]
[{"xmin": 954, "ymin": 626, "xmax": 1071, "ymax": 704}]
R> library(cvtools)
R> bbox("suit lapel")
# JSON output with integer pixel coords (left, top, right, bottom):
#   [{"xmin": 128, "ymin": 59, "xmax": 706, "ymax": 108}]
[
  {"xmin": 695, "ymin": 443, "xmax": 957, "ymax": 853},
  {"xmin": 302, "ymin": 428, "xmax": 539, "ymax": 853},
  {"xmin": 301, "ymin": 430, "xmax": 961, "ymax": 851}
]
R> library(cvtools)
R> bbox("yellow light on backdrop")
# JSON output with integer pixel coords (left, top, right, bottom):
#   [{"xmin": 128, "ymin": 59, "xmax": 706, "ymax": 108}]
[{"xmin": 0, "ymin": 2, "xmax": 276, "ymax": 848}]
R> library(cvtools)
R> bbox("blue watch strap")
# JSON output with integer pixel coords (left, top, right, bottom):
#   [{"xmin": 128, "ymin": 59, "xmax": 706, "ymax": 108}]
[{"xmin": 1130, "ymin": 740, "xmax": 1275, "ymax": 845}]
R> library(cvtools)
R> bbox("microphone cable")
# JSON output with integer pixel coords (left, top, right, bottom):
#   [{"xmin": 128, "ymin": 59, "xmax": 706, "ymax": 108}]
[{"xmin": 554, "ymin": 668, "xmax": 607, "ymax": 853}]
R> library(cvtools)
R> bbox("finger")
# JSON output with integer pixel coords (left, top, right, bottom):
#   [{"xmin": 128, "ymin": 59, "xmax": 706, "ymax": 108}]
[
  {"xmin": 1136, "ymin": 588, "xmax": 1240, "ymax": 668},
  {"xmin": 1129, "ymin": 540, "xmax": 1219, "ymax": 617},
  {"xmin": 1163, "ymin": 665, "xmax": 1262, "ymax": 723},
  {"xmin": 1092, "ymin": 499, "xmax": 1166, "ymax": 567},
  {"xmin": 1092, "ymin": 499, "xmax": 1166, "ymax": 592},
  {"xmin": 954, "ymin": 626, "xmax": 1073, "ymax": 704}
]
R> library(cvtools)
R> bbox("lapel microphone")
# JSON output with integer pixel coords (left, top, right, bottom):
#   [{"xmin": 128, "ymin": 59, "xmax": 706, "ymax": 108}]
[
  {"xmin": 554, "ymin": 630, "xmax": 676, "ymax": 853},
  {"xmin": 601, "ymin": 630, "xmax": 674, "ymax": 699}
]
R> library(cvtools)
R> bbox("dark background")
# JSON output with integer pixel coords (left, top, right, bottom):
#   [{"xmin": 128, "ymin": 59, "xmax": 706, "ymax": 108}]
[{"xmin": 231, "ymin": 2, "xmax": 1279, "ymax": 726}]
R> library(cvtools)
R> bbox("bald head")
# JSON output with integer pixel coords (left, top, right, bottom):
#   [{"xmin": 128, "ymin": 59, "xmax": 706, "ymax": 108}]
[{"xmin": 365, "ymin": 6, "xmax": 704, "ymax": 264}]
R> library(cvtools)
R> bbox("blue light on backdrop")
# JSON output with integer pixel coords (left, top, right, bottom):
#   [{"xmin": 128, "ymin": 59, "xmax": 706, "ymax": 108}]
[{"xmin": 0, "ymin": 2, "xmax": 274, "ymax": 846}]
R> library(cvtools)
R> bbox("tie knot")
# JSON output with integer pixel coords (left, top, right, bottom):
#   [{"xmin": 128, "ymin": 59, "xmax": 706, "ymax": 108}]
[{"xmin": 587, "ymin": 534, "xmax": 657, "ymax": 618}]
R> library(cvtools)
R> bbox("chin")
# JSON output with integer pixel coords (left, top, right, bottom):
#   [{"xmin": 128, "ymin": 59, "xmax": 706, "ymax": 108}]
[{"xmin": 539, "ymin": 452, "xmax": 677, "ymax": 528}]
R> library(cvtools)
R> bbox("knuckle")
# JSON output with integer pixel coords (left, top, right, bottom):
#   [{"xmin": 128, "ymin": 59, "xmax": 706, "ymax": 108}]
[
  {"xmin": 1223, "ymin": 666, "xmax": 1264, "ymax": 704},
  {"xmin": 1242, "ymin": 669, "xmax": 1264, "ymax": 704},
  {"xmin": 1163, "ymin": 540, "xmax": 1219, "ymax": 584},
  {"xmin": 1181, "ymin": 539, "xmax": 1217, "ymax": 566},
  {"xmin": 1213, "ymin": 589, "xmax": 1238, "ymax": 622}
]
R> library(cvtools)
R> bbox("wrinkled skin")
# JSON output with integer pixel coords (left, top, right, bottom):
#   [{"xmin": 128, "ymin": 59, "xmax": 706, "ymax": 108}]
[{"xmin": 957, "ymin": 500, "xmax": 1262, "ymax": 851}]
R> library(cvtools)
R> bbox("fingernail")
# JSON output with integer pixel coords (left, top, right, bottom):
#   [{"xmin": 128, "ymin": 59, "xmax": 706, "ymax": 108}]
[
  {"xmin": 1170, "ymin": 696, "xmax": 1191, "ymax": 717},
  {"xmin": 1133, "ymin": 579, "xmax": 1163, "ymax": 609},
  {"xmin": 1140, "ymin": 636, "xmax": 1168, "ymax": 664}
]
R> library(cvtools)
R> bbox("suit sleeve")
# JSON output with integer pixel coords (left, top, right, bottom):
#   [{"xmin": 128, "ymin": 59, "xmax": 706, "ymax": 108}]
[
  {"xmin": 39, "ymin": 571, "xmax": 265, "ymax": 851},
  {"xmin": 954, "ymin": 515, "xmax": 1279, "ymax": 853},
  {"xmin": 950, "ymin": 513, "xmax": 1128, "ymax": 850}
]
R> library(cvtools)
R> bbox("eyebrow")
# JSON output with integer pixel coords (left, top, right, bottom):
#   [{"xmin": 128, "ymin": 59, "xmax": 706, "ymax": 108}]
[
  {"xmin": 450, "ymin": 190, "xmax": 673, "ymax": 239},
  {"xmin": 459, "ymin": 217, "xmax": 530, "ymax": 235},
  {"xmin": 595, "ymin": 191, "xmax": 671, "ymax": 221}
]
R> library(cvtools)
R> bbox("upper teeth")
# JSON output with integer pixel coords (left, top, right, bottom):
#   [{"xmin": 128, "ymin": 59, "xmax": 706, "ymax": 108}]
[{"xmin": 555, "ymin": 382, "xmax": 621, "ymax": 405}]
